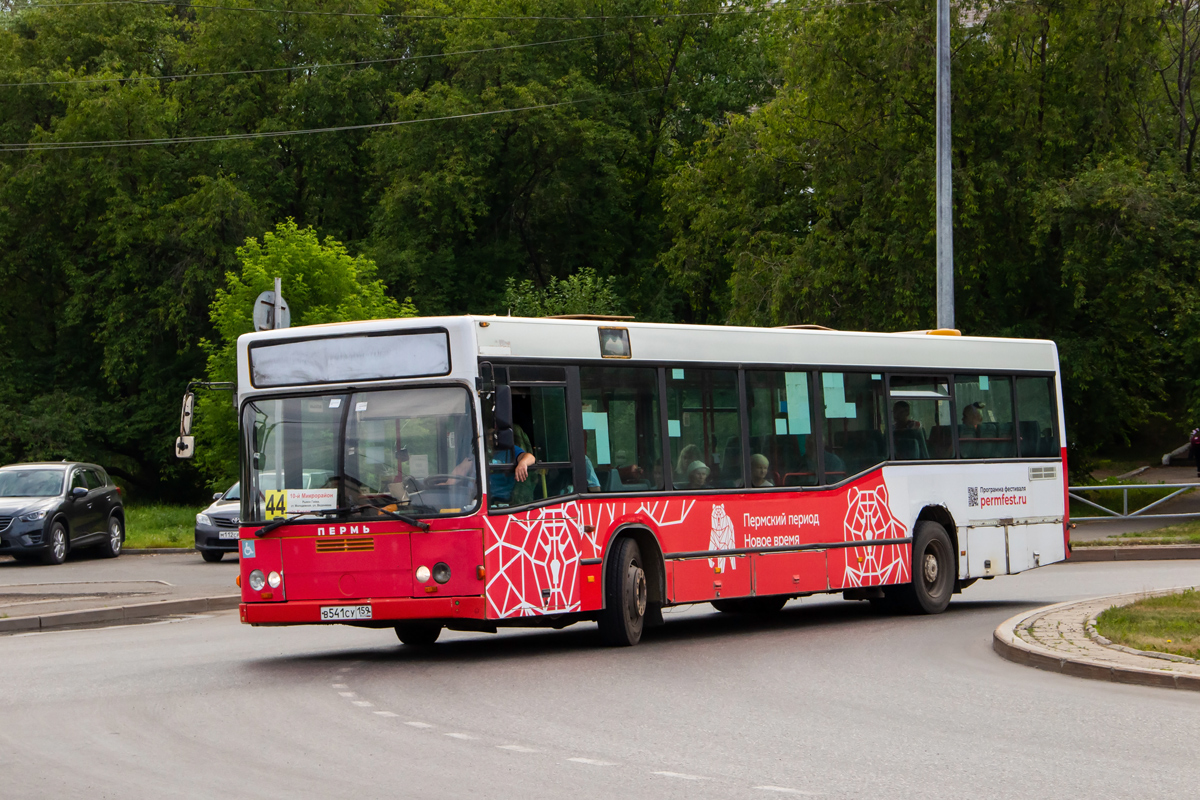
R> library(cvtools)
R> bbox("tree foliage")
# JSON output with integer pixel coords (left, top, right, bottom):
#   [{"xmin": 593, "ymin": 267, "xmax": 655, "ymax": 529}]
[
  {"xmin": 195, "ymin": 220, "xmax": 415, "ymax": 489},
  {"xmin": 503, "ymin": 267, "xmax": 621, "ymax": 317},
  {"xmin": 660, "ymin": 0, "xmax": 1200, "ymax": 463}
]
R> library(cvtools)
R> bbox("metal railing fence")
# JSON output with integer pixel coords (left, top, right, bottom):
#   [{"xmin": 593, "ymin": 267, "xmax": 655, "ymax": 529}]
[{"xmin": 1068, "ymin": 483, "xmax": 1200, "ymax": 521}]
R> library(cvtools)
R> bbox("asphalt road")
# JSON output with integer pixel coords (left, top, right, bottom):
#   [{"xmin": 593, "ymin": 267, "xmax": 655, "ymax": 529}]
[{"xmin": 1, "ymin": 561, "xmax": 1198, "ymax": 799}]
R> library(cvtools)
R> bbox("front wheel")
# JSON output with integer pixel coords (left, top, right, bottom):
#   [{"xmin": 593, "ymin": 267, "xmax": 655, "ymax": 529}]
[
  {"xmin": 898, "ymin": 521, "xmax": 954, "ymax": 614},
  {"xmin": 97, "ymin": 515, "xmax": 124, "ymax": 558},
  {"xmin": 395, "ymin": 622, "xmax": 442, "ymax": 646},
  {"xmin": 200, "ymin": 550, "xmax": 224, "ymax": 563},
  {"xmin": 598, "ymin": 538, "xmax": 647, "ymax": 646},
  {"xmin": 41, "ymin": 521, "xmax": 68, "ymax": 565}
]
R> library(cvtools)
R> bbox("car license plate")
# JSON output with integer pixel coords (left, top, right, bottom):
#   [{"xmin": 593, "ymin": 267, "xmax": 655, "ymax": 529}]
[
  {"xmin": 321, "ymin": 605, "xmax": 372, "ymax": 621},
  {"xmin": 218, "ymin": 531, "xmax": 239, "ymax": 540}
]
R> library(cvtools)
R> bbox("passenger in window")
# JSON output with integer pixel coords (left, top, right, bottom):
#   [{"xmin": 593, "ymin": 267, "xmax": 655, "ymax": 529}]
[
  {"xmin": 676, "ymin": 444, "xmax": 703, "ymax": 477},
  {"xmin": 961, "ymin": 403, "xmax": 984, "ymax": 435},
  {"xmin": 686, "ymin": 460, "xmax": 711, "ymax": 489},
  {"xmin": 750, "ymin": 454, "xmax": 775, "ymax": 487},
  {"xmin": 892, "ymin": 401, "xmax": 923, "ymax": 431},
  {"xmin": 584, "ymin": 456, "xmax": 602, "ymax": 492}
]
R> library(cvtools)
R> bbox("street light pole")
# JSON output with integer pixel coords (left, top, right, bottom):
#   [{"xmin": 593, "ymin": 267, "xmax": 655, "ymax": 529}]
[{"xmin": 936, "ymin": 0, "xmax": 954, "ymax": 330}]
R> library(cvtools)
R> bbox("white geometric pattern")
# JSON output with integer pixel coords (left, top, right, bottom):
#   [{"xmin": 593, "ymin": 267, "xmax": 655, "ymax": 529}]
[
  {"xmin": 484, "ymin": 498, "xmax": 696, "ymax": 619},
  {"xmin": 484, "ymin": 501, "xmax": 582, "ymax": 619},
  {"xmin": 841, "ymin": 484, "xmax": 910, "ymax": 586}
]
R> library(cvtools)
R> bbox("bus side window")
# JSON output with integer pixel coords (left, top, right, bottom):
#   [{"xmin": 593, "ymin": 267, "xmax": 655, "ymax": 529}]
[
  {"xmin": 579, "ymin": 367, "xmax": 662, "ymax": 492},
  {"xmin": 887, "ymin": 375, "xmax": 951, "ymax": 461},
  {"xmin": 499, "ymin": 384, "xmax": 574, "ymax": 507},
  {"xmin": 954, "ymin": 375, "xmax": 1016, "ymax": 459},
  {"xmin": 819, "ymin": 372, "xmax": 885, "ymax": 481},
  {"xmin": 1016, "ymin": 376, "xmax": 1058, "ymax": 457},
  {"xmin": 746, "ymin": 370, "xmax": 817, "ymax": 487},
  {"xmin": 665, "ymin": 369, "xmax": 742, "ymax": 489}
]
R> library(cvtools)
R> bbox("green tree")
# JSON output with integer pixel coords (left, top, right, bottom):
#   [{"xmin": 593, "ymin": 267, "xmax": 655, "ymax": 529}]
[
  {"xmin": 502, "ymin": 266, "xmax": 621, "ymax": 316},
  {"xmin": 194, "ymin": 220, "xmax": 416, "ymax": 488}
]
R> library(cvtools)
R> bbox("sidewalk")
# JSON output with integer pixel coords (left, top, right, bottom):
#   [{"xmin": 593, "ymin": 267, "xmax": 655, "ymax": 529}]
[
  {"xmin": 0, "ymin": 551, "xmax": 239, "ymax": 633},
  {"xmin": 992, "ymin": 588, "xmax": 1200, "ymax": 691}
]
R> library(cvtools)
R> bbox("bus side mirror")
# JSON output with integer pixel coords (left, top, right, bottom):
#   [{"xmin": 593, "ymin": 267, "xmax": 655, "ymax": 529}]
[
  {"xmin": 180, "ymin": 391, "xmax": 195, "ymax": 436},
  {"xmin": 176, "ymin": 435, "xmax": 195, "ymax": 459},
  {"xmin": 494, "ymin": 384, "xmax": 514, "ymax": 450}
]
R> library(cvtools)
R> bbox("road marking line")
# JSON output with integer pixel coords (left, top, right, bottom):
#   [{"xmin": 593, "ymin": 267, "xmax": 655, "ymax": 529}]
[
  {"xmin": 374, "ymin": 711, "xmax": 399, "ymax": 717},
  {"xmin": 754, "ymin": 788, "xmax": 818, "ymax": 796},
  {"xmin": 352, "ymin": 700, "xmax": 374, "ymax": 707},
  {"xmin": 653, "ymin": 771, "xmax": 709, "ymax": 780},
  {"xmin": 444, "ymin": 733, "xmax": 476, "ymax": 740},
  {"xmin": 405, "ymin": 721, "xmax": 433, "ymax": 729},
  {"xmin": 567, "ymin": 757, "xmax": 616, "ymax": 766},
  {"xmin": 497, "ymin": 744, "xmax": 538, "ymax": 752},
  {"xmin": 338, "ymin": 692, "xmax": 356, "ymax": 698},
  {"xmin": 331, "ymin": 683, "xmax": 348, "ymax": 689}
]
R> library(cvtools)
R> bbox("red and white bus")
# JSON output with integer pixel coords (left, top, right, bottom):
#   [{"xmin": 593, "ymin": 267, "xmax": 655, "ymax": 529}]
[{"xmin": 228, "ymin": 316, "xmax": 1067, "ymax": 646}]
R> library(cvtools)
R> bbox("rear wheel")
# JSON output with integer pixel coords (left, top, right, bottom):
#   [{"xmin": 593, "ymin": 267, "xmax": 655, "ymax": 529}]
[
  {"xmin": 712, "ymin": 596, "xmax": 787, "ymax": 615},
  {"xmin": 897, "ymin": 521, "xmax": 954, "ymax": 614},
  {"xmin": 200, "ymin": 550, "xmax": 224, "ymax": 563},
  {"xmin": 97, "ymin": 515, "xmax": 123, "ymax": 558},
  {"xmin": 395, "ymin": 622, "xmax": 442, "ymax": 646},
  {"xmin": 42, "ymin": 521, "xmax": 68, "ymax": 565},
  {"xmin": 598, "ymin": 538, "xmax": 647, "ymax": 646}
]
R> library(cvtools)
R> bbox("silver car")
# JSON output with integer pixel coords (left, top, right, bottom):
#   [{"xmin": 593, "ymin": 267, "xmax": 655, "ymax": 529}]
[{"xmin": 194, "ymin": 483, "xmax": 240, "ymax": 563}]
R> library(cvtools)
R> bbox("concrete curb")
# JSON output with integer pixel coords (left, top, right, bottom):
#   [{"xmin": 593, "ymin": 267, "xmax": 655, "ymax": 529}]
[
  {"xmin": 0, "ymin": 594, "xmax": 240, "ymax": 634},
  {"xmin": 1067, "ymin": 545, "xmax": 1200, "ymax": 561},
  {"xmin": 992, "ymin": 592, "xmax": 1200, "ymax": 692}
]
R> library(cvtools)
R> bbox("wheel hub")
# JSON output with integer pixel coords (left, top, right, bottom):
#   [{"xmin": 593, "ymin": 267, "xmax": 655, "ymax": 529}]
[
  {"xmin": 628, "ymin": 566, "xmax": 647, "ymax": 618},
  {"xmin": 923, "ymin": 552, "xmax": 939, "ymax": 584}
]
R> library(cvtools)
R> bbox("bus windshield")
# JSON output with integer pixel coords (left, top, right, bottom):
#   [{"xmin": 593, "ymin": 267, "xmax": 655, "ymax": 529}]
[{"xmin": 242, "ymin": 386, "xmax": 478, "ymax": 522}]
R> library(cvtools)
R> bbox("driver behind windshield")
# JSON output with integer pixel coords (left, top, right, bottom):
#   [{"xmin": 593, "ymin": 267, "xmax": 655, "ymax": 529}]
[{"xmin": 454, "ymin": 427, "xmax": 534, "ymax": 505}]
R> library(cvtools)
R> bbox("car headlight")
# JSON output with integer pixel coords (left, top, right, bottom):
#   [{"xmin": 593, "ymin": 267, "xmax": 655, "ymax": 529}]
[
  {"xmin": 20, "ymin": 510, "xmax": 47, "ymax": 522},
  {"xmin": 196, "ymin": 513, "xmax": 212, "ymax": 526}
]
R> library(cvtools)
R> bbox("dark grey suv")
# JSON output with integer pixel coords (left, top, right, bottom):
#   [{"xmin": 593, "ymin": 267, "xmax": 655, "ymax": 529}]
[
  {"xmin": 0, "ymin": 462, "xmax": 125, "ymax": 565},
  {"xmin": 195, "ymin": 482, "xmax": 240, "ymax": 563}
]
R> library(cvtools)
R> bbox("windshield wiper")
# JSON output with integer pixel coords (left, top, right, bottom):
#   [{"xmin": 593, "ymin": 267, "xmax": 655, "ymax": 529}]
[
  {"xmin": 253, "ymin": 504, "xmax": 431, "ymax": 537},
  {"xmin": 341, "ymin": 503, "xmax": 431, "ymax": 532},
  {"xmin": 254, "ymin": 508, "xmax": 341, "ymax": 538}
]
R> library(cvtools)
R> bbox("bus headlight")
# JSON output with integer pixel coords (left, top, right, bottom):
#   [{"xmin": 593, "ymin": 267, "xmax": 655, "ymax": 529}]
[
  {"xmin": 248, "ymin": 569, "xmax": 266, "ymax": 591},
  {"xmin": 415, "ymin": 565, "xmax": 431, "ymax": 583},
  {"xmin": 267, "ymin": 571, "xmax": 282, "ymax": 589},
  {"xmin": 433, "ymin": 562, "xmax": 451, "ymax": 584}
]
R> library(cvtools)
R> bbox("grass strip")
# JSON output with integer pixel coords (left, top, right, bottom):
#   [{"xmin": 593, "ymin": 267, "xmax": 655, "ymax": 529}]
[
  {"xmin": 1095, "ymin": 589, "xmax": 1200, "ymax": 660},
  {"xmin": 124, "ymin": 504, "xmax": 196, "ymax": 549},
  {"xmin": 1073, "ymin": 517, "xmax": 1200, "ymax": 547}
]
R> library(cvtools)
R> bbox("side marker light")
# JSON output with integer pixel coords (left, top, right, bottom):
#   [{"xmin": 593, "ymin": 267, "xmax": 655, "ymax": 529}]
[
  {"xmin": 476, "ymin": 565, "xmax": 486, "ymax": 580},
  {"xmin": 236, "ymin": 575, "xmax": 241, "ymax": 588}
]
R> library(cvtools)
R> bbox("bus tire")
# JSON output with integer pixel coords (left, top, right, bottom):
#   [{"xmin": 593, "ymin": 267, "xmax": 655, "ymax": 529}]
[
  {"xmin": 598, "ymin": 538, "xmax": 646, "ymax": 647},
  {"xmin": 395, "ymin": 622, "xmax": 442, "ymax": 646},
  {"xmin": 899, "ymin": 521, "xmax": 955, "ymax": 614},
  {"xmin": 712, "ymin": 596, "xmax": 787, "ymax": 615}
]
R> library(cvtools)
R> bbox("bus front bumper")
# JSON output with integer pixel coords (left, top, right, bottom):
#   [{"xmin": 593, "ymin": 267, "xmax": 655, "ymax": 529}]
[{"xmin": 240, "ymin": 596, "xmax": 486, "ymax": 626}]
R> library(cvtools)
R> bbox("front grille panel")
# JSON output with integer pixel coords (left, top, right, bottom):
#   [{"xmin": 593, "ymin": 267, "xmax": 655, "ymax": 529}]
[
  {"xmin": 213, "ymin": 516, "xmax": 239, "ymax": 529},
  {"xmin": 0, "ymin": 516, "xmax": 13, "ymax": 531},
  {"xmin": 316, "ymin": 537, "xmax": 374, "ymax": 553}
]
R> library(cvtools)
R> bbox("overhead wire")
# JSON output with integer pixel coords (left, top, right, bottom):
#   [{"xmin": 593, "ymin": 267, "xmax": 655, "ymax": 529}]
[
  {"xmin": 13, "ymin": 0, "xmax": 902, "ymax": 22},
  {"xmin": 0, "ymin": 87, "xmax": 660, "ymax": 151}
]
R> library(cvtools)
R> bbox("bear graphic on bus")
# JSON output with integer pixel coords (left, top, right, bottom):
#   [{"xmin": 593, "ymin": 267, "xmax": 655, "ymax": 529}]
[{"xmin": 708, "ymin": 503, "xmax": 737, "ymax": 571}]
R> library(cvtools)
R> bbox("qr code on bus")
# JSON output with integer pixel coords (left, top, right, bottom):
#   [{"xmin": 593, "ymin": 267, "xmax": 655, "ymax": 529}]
[{"xmin": 967, "ymin": 487, "xmax": 979, "ymax": 507}]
